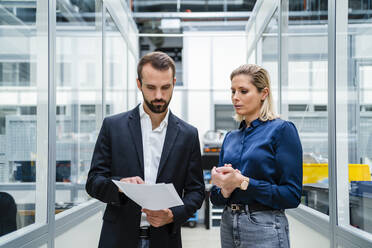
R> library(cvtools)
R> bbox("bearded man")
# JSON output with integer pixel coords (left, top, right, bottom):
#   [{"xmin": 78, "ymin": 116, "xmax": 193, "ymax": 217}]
[{"xmin": 86, "ymin": 51, "xmax": 205, "ymax": 248}]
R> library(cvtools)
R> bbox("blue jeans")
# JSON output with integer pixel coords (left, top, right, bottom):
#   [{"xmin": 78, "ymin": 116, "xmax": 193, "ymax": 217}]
[
  {"xmin": 220, "ymin": 207, "xmax": 290, "ymax": 248},
  {"xmin": 138, "ymin": 238, "xmax": 149, "ymax": 248}
]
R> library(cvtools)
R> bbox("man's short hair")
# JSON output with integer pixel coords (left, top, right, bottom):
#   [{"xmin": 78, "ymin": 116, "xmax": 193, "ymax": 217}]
[{"xmin": 137, "ymin": 51, "xmax": 176, "ymax": 83}]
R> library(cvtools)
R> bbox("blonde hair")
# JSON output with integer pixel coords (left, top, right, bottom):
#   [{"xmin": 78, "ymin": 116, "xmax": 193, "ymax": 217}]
[{"xmin": 230, "ymin": 64, "xmax": 278, "ymax": 122}]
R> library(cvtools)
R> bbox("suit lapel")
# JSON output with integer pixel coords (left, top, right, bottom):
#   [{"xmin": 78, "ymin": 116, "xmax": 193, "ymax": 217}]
[
  {"xmin": 128, "ymin": 105, "xmax": 144, "ymax": 175},
  {"xmin": 156, "ymin": 112, "xmax": 179, "ymax": 181}
]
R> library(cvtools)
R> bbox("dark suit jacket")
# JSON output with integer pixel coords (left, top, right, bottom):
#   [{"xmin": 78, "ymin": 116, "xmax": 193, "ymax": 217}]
[
  {"xmin": 0, "ymin": 192, "xmax": 17, "ymax": 236},
  {"xmin": 86, "ymin": 105, "xmax": 205, "ymax": 248}
]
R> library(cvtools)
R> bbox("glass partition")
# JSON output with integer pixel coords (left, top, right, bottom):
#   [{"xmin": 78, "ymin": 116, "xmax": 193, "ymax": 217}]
[
  {"xmin": 261, "ymin": 11, "xmax": 279, "ymax": 112},
  {"xmin": 285, "ymin": 9, "xmax": 329, "ymax": 216},
  {"xmin": 247, "ymin": 0, "xmax": 330, "ymax": 215},
  {"xmin": 134, "ymin": 0, "xmax": 177, "ymax": 12},
  {"xmin": 335, "ymin": 0, "xmax": 372, "ymax": 235},
  {"xmin": 105, "ymin": 11, "xmax": 128, "ymax": 116},
  {"xmin": 0, "ymin": 0, "xmax": 48, "ymax": 237},
  {"xmin": 128, "ymin": 51, "xmax": 138, "ymax": 110},
  {"xmin": 183, "ymin": 32, "xmax": 246, "ymax": 136},
  {"xmin": 0, "ymin": 0, "xmax": 138, "ymax": 245},
  {"xmin": 55, "ymin": 0, "xmax": 102, "ymax": 213},
  {"xmin": 180, "ymin": 0, "xmax": 224, "ymax": 12},
  {"xmin": 132, "ymin": 0, "xmax": 256, "ymax": 12}
]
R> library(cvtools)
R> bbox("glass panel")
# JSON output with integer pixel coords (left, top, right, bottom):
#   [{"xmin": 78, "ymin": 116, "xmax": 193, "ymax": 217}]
[
  {"xmin": 212, "ymin": 34, "xmax": 246, "ymax": 90},
  {"xmin": 180, "ymin": 0, "xmax": 224, "ymax": 12},
  {"xmin": 184, "ymin": 31, "xmax": 247, "ymax": 134},
  {"xmin": 286, "ymin": 5, "xmax": 329, "ymax": 215},
  {"xmin": 262, "ymin": 11, "xmax": 279, "ymax": 113},
  {"xmin": 0, "ymin": 0, "xmax": 47, "ymax": 236},
  {"xmin": 134, "ymin": 0, "xmax": 177, "ymax": 12},
  {"xmin": 128, "ymin": 51, "xmax": 138, "ymax": 110},
  {"xmin": 55, "ymin": 0, "xmax": 102, "ymax": 213},
  {"xmin": 168, "ymin": 90, "xmax": 183, "ymax": 117},
  {"xmin": 128, "ymin": 23, "xmax": 138, "ymax": 57},
  {"xmin": 152, "ymin": 36, "xmax": 184, "ymax": 116},
  {"xmin": 105, "ymin": 11, "xmax": 128, "ymax": 116},
  {"xmin": 139, "ymin": 36, "xmax": 182, "ymax": 86},
  {"xmin": 183, "ymin": 34, "xmax": 211, "ymax": 90},
  {"xmin": 211, "ymin": 32, "xmax": 246, "ymax": 131},
  {"xmin": 288, "ymin": 0, "xmax": 327, "ymax": 12},
  {"xmin": 133, "ymin": 0, "xmax": 257, "ymax": 12},
  {"xmin": 227, "ymin": 0, "xmax": 256, "ymax": 11},
  {"xmin": 188, "ymin": 91, "xmax": 211, "ymax": 135},
  {"xmin": 336, "ymin": 0, "xmax": 372, "ymax": 235}
]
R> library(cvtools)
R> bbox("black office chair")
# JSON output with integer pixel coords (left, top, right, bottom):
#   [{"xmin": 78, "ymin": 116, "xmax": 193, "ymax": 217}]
[{"xmin": 0, "ymin": 192, "xmax": 17, "ymax": 236}]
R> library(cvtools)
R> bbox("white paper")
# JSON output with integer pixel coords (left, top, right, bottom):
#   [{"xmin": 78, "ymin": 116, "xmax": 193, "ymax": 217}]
[{"xmin": 112, "ymin": 180, "xmax": 184, "ymax": 210}]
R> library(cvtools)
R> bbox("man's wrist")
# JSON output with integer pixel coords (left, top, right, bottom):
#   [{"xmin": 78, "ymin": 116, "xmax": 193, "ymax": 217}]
[{"xmin": 167, "ymin": 209, "xmax": 174, "ymax": 224}]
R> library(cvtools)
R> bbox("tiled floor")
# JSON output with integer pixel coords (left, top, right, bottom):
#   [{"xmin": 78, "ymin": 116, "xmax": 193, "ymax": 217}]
[{"xmin": 181, "ymin": 225, "xmax": 220, "ymax": 248}]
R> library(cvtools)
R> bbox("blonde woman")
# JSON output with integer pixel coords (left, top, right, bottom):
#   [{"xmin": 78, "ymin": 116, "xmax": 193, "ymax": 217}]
[{"xmin": 210, "ymin": 64, "xmax": 303, "ymax": 248}]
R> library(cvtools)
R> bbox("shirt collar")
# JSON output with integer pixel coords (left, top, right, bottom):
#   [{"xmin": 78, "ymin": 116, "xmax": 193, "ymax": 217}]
[
  {"xmin": 139, "ymin": 102, "xmax": 169, "ymax": 131},
  {"xmin": 239, "ymin": 118, "xmax": 263, "ymax": 131}
]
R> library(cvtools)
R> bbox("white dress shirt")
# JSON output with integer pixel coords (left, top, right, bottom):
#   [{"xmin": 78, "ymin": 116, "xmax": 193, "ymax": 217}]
[{"xmin": 139, "ymin": 102, "xmax": 169, "ymax": 227}]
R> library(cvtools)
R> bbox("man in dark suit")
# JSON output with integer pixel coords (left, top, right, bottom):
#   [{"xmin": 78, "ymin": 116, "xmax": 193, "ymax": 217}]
[{"xmin": 86, "ymin": 51, "xmax": 205, "ymax": 248}]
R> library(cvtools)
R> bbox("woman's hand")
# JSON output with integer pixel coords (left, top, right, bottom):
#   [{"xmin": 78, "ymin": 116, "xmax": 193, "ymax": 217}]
[{"xmin": 211, "ymin": 165, "xmax": 245, "ymax": 198}]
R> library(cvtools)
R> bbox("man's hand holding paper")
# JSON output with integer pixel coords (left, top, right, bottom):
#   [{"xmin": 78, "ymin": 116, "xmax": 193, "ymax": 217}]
[
  {"xmin": 112, "ymin": 180, "xmax": 184, "ymax": 210},
  {"xmin": 142, "ymin": 208, "xmax": 174, "ymax": 227},
  {"xmin": 118, "ymin": 176, "xmax": 144, "ymax": 192}
]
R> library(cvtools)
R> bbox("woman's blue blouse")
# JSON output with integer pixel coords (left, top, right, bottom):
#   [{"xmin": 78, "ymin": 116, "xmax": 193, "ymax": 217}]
[{"xmin": 210, "ymin": 118, "xmax": 303, "ymax": 210}]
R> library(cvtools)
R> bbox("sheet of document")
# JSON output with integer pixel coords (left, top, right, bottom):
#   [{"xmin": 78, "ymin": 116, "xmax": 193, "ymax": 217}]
[{"xmin": 112, "ymin": 180, "xmax": 184, "ymax": 210}]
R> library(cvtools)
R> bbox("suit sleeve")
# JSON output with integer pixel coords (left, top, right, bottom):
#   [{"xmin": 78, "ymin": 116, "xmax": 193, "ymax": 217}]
[
  {"xmin": 85, "ymin": 118, "xmax": 128, "ymax": 206},
  {"xmin": 169, "ymin": 129, "xmax": 205, "ymax": 232}
]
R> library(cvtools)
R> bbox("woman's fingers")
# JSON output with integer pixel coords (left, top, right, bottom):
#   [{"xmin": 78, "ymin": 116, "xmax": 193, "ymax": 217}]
[
  {"xmin": 211, "ymin": 170, "xmax": 225, "ymax": 187},
  {"xmin": 216, "ymin": 166, "xmax": 235, "ymax": 174}
]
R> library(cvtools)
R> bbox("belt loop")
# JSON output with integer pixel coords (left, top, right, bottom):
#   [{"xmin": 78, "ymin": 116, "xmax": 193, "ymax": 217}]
[
  {"xmin": 139, "ymin": 226, "xmax": 150, "ymax": 239},
  {"xmin": 245, "ymin": 205, "xmax": 249, "ymax": 214}
]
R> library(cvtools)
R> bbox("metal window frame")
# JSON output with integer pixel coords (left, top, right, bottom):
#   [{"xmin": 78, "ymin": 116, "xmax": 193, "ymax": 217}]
[
  {"xmin": 0, "ymin": 0, "xmax": 55, "ymax": 246},
  {"xmin": 0, "ymin": 224, "xmax": 48, "ymax": 248},
  {"xmin": 328, "ymin": 1, "xmax": 337, "ymax": 246},
  {"xmin": 245, "ymin": 0, "xmax": 278, "ymax": 60},
  {"xmin": 336, "ymin": 225, "xmax": 372, "ymax": 248},
  {"xmin": 278, "ymin": 0, "xmax": 288, "ymax": 117},
  {"xmin": 55, "ymin": 200, "xmax": 105, "ymax": 237},
  {"xmin": 209, "ymin": 37, "xmax": 214, "ymax": 130},
  {"xmin": 102, "ymin": 1, "xmax": 107, "ymax": 117},
  {"xmin": 103, "ymin": 0, "xmax": 139, "ymax": 116},
  {"xmin": 104, "ymin": 0, "xmax": 139, "ymax": 58},
  {"xmin": 47, "ymin": 0, "xmax": 57, "ymax": 246},
  {"xmin": 104, "ymin": 0, "xmax": 139, "ymax": 115},
  {"xmin": 132, "ymin": 11, "xmax": 251, "ymax": 19},
  {"xmin": 286, "ymin": 205, "xmax": 330, "ymax": 237}
]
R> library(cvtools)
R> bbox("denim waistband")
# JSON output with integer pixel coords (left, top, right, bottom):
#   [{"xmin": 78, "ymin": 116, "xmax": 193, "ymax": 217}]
[{"xmin": 227, "ymin": 203, "xmax": 282, "ymax": 214}]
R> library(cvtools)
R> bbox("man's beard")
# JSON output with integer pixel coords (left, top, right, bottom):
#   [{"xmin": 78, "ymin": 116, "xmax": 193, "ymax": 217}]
[{"xmin": 143, "ymin": 94, "xmax": 172, "ymax": 114}]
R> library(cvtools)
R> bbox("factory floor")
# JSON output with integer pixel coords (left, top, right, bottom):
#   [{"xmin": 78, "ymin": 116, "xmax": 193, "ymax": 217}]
[{"xmin": 181, "ymin": 225, "xmax": 220, "ymax": 248}]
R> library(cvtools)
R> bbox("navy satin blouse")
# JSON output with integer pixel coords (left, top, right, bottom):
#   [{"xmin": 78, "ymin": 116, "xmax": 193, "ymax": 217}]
[{"xmin": 210, "ymin": 118, "xmax": 303, "ymax": 210}]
